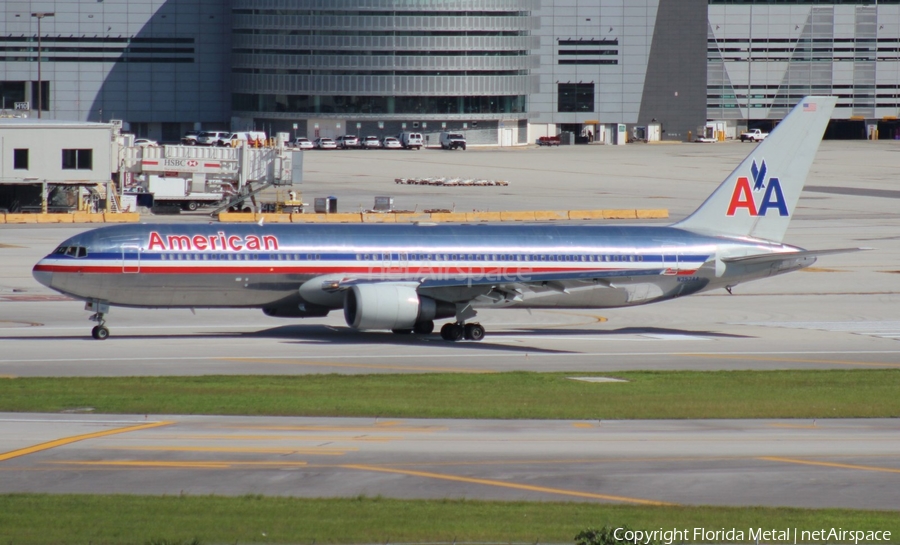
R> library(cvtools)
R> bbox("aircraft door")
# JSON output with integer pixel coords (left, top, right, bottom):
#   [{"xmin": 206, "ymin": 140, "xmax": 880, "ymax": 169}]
[
  {"xmin": 122, "ymin": 244, "xmax": 141, "ymax": 273},
  {"xmin": 662, "ymin": 247, "xmax": 680, "ymax": 275}
]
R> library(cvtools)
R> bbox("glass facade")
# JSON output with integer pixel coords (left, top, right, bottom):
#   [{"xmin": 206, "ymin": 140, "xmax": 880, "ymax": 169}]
[{"xmin": 231, "ymin": 0, "xmax": 537, "ymax": 124}]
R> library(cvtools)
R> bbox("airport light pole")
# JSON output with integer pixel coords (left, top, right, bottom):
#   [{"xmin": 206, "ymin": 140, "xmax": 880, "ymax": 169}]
[{"xmin": 31, "ymin": 12, "xmax": 54, "ymax": 119}]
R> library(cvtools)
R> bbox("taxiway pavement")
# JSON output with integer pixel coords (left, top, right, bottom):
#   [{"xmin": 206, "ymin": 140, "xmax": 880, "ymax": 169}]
[{"xmin": 1, "ymin": 413, "xmax": 897, "ymax": 509}]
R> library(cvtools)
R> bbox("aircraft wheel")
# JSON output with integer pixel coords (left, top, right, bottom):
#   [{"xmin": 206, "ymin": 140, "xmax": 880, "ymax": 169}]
[
  {"xmin": 391, "ymin": 328, "xmax": 413, "ymax": 335},
  {"xmin": 91, "ymin": 325, "xmax": 110, "ymax": 340},
  {"xmin": 440, "ymin": 323, "xmax": 464, "ymax": 342},
  {"xmin": 464, "ymin": 323, "xmax": 485, "ymax": 341},
  {"xmin": 413, "ymin": 320, "xmax": 434, "ymax": 335}
]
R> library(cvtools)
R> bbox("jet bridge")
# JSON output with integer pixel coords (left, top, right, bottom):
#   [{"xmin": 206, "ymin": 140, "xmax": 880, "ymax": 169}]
[{"xmin": 118, "ymin": 136, "xmax": 300, "ymax": 214}]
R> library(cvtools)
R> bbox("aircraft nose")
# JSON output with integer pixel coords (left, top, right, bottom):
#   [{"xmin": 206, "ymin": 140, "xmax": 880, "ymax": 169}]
[{"xmin": 32, "ymin": 262, "xmax": 53, "ymax": 288}]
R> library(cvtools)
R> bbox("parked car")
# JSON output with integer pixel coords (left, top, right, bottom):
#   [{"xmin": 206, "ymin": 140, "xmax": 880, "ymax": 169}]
[
  {"xmin": 360, "ymin": 136, "xmax": 382, "ymax": 149},
  {"xmin": 314, "ymin": 137, "xmax": 337, "ymax": 149},
  {"xmin": 181, "ymin": 131, "xmax": 201, "ymax": 145},
  {"xmin": 381, "ymin": 136, "xmax": 402, "ymax": 149},
  {"xmin": 197, "ymin": 131, "xmax": 230, "ymax": 146},
  {"xmin": 293, "ymin": 137, "xmax": 314, "ymax": 149},
  {"xmin": 335, "ymin": 135, "xmax": 359, "ymax": 149},
  {"xmin": 134, "ymin": 138, "xmax": 158, "ymax": 147}
]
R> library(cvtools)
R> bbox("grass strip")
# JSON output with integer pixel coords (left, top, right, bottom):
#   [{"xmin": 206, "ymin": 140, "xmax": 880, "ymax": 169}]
[
  {"xmin": 0, "ymin": 370, "xmax": 899, "ymax": 419},
  {"xmin": 0, "ymin": 494, "xmax": 897, "ymax": 544}
]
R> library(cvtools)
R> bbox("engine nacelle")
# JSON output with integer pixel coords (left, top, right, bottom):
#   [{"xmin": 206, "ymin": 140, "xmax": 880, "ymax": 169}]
[{"xmin": 343, "ymin": 284, "xmax": 454, "ymax": 330}]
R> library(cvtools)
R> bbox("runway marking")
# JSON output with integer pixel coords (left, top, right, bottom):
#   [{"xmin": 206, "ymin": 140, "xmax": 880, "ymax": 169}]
[
  {"xmin": 0, "ymin": 350, "xmax": 900, "ymax": 364},
  {"xmin": 223, "ymin": 425, "xmax": 446, "ymax": 433},
  {"xmin": 688, "ymin": 353, "xmax": 900, "ymax": 368},
  {"xmin": 6, "ymin": 350, "xmax": 900, "ymax": 365},
  {"xmin": 52, "ymin": 460, "xmax": 309, "ymax": 469},
  {"xmin": 149, "ymin": 434, "xmax": 399, "ymax": 442},
  {"xmin": 759, "ymin": 457, "xmax": 900, "ymax": 474},
  {"xmin": 341, "ymin": 464, "xmax": 674, "ymax": 506},
  {"xmin": 766, "ymin": 423, "xmax": 819, "ymax": 429},
  {"xmin": 223, "ymin": 358, "xmax": 495, "ymax": 374},
  {"xmin": 109, "ymin": 446, "xmax": 355, "ymax": 455},
  {"xmin": 571, "ymin": 423, "xmax": 596, "ymax": 428},
  {"xmin": 0, "ymin": 421, "xmax": 172, "ymax": 463}
]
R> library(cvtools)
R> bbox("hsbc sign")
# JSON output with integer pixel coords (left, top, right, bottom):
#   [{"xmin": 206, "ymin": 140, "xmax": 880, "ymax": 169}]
[{"xmin": 141, "ymin": 158, "xmax": 230, "ymax": 173}]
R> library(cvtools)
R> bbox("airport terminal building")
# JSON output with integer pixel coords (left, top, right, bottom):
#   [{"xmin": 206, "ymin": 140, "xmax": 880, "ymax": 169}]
[{"xmin": 1, "ymin": 0, "xmax": 899, "ymax": 143}]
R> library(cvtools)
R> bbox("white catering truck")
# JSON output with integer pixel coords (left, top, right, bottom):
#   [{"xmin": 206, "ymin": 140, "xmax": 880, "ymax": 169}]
[{"xmin": 143, "ymin": 175, "xmax": 226, "ymax": 211}]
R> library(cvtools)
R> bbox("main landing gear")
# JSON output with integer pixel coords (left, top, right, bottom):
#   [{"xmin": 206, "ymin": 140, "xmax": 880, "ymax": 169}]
[
  {"xmin": 440, "ymin": 322, "xmax": 485, "ymax": 342},
  {"xmin": 389, "ymin": 320, "xmax": 487, "ymax": 341},
  {"xmin": 89, "ymin": 312, "xmax": 109, "ymax": 340}
]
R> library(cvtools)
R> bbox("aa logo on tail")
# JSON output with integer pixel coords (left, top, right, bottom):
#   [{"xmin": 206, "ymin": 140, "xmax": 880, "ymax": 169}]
[{"xmin": 726, "ymin": 159, "xmax": 788, "ymax": 217}]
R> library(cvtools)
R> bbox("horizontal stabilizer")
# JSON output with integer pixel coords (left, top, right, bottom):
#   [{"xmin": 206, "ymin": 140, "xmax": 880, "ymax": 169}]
[{"xmin": 721, "ymin": 247, "xmax": 872, "ymax": 265}]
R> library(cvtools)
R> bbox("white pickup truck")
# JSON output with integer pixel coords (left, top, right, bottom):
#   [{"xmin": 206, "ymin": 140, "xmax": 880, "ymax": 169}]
[{"xmin": 740, "ymin": 128, "xmax": 769, "ymax": 142}]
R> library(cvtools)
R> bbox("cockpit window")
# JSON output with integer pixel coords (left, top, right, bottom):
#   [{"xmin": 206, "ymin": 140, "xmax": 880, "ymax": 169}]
[{"xmin": 54, "ymin": 246, "xmax": 88, "ymax": 258}]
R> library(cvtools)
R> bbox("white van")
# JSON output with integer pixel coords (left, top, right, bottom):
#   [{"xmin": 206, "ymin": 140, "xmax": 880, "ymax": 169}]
[
  {"xmin": 228, "ymin": 131, "xmax": 267, "ymax": 147},
  {"xmin": 398, "ymin": 132, "xmax": 423, "ymax": 150}
]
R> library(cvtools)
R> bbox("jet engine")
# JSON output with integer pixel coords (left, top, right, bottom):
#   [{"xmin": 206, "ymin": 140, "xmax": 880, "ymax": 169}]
[{"xmin": 343, "ymin": 284, "xmax": 455, "ymax": 330}]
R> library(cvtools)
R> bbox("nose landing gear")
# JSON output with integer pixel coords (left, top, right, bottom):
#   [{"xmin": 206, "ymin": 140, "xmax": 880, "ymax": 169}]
[{"xmin": 86, "ymin": 300, "xmax": 111, "ymax": 340}]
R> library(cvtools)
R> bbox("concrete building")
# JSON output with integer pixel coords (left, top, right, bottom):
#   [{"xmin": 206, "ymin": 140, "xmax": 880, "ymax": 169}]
[
  {"xmin": 230, "ymin": 0, "xmax": 538, "ymax": 146},
  {"xmin": 0, "ymin": 119, "xmax": 119, "ymax": 212},
  {"xmin": 3, "ymin": 1, "xmax": 900, "ymax": 143},
  {"xmin": 708, "ymin": 0, "xmax": 900, "ymax": 138},
  {"xmin": 0, "ymin": 0, "xmax": 231, "ymax": 142}
]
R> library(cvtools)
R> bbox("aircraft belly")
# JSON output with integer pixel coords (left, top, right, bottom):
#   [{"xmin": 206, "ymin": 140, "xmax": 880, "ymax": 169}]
[{"xmin": 52, "ymin": 272, "xmax": 305, "ymax": 308}]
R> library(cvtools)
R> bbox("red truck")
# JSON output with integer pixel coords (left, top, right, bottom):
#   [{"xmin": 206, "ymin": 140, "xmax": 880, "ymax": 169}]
[{"xmin": 537, "ymin": 135, "xmax": 561, "ymax": 146}]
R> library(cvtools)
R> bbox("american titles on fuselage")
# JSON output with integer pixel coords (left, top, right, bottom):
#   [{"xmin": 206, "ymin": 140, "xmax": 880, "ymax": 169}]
[
  {"xmin": 727, "ymin": 159, "xmax": 788, "ymax": 217},
  {"xmin": 148, "ymin": 231, "xmax": 279, "ymax": 252}
]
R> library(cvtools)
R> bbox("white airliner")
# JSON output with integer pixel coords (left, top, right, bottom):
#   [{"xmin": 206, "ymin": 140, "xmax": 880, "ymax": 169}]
[{"xmin": 33, "ymin": 96, "xmax": 860, "ymax": 341}]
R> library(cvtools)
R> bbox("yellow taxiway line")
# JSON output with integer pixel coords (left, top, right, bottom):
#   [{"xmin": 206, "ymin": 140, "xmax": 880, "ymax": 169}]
[
  {"xmin": 109, "ymin": 446, "xmax": 354, "ymax": 455},
  {"xmin": 0, "ymin": 421, "xmax": 173, "ymax": 463},
  {"xmin": 759, "ymin": 456, "xmax": 900, "ymax": 474},
  {"xmin": 53, "ymin": 460, "xmax": 310, "ymax": 469},
  {"xmin": 341, "ymin": 464, "xmax": 674, "ymax": 506}
]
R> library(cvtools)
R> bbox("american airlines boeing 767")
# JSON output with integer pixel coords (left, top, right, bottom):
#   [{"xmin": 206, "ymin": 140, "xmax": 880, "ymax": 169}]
[{"xmin": 33, "ymin": 96, "xmax": 861, "ymax": 341}]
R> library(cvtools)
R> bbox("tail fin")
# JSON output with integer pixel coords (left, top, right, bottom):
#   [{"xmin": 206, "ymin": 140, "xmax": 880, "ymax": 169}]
[{"xmin": 673, "ymin": 96, "xmax": 837, "ymax": 242}]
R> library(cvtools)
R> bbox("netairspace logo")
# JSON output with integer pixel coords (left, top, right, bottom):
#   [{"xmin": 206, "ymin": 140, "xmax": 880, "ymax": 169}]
[{"xmin": 613, "ymin": 526, "xmax": 892, "ymax": 544}]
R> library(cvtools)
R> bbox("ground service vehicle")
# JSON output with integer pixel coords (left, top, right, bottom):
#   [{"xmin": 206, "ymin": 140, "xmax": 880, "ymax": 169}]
[
  {"xmin": 228, "ymin": 131, "xmax": 267, "ymax": 147},
  {"xmin": 740, "ymin": 129, "xmax": 769, "ymax": 142},
  {"xmin": 142, "ymin": 175, "xmax": 224, "ymax": 212},
  {"xmin": 537, "ymin": 135, "xmax": 561, "ymax": 146},
  {"xmin": 34, "ymin": 97, "xmax": 862, "ymax": 343},
  {"xmin": 440, "ymin": 132, "xmax": 467, "ymax": 150},
  {"xmin": 398, "ymin": 132, "xmax": 423, "ymax": 150}
]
